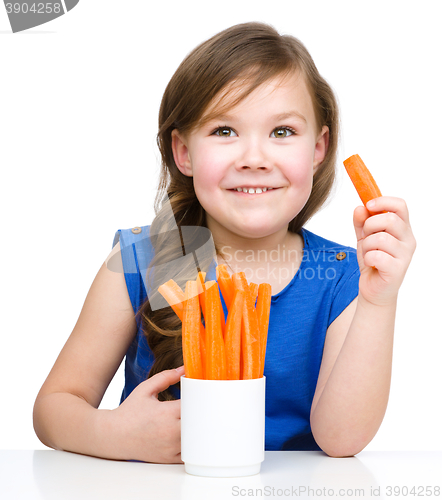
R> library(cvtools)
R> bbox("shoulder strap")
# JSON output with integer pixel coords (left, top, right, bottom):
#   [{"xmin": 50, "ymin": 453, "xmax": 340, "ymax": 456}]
[
  {"xmin": 112, "ymin": 225, "xmax": 153, "ymax": 315},
  {"xmin": 112, "ymin": 225, "xmax": 154, "ymax": 273}
]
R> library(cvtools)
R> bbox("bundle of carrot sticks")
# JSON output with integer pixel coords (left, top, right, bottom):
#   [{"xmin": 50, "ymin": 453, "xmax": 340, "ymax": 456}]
[{"xmin": 158, "ymin": 265, "xmax": 271, "ymax": 380}]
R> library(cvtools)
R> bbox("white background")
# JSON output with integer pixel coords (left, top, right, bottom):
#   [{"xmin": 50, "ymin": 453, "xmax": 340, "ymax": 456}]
[{"xmin": 1, "ymin": 1, "xmax": 440, "ymax": 452}]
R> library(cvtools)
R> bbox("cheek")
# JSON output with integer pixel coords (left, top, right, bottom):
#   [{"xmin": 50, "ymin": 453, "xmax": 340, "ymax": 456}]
[
  {"xmin": 193, "ymin": 162, "xmax": 224, "ymax": 195},
  {"xmin": 279, "ymin": 147, "xmax": 315, "ymax": 186},
  {"xmin": 191, "ymin": 145, "xmax": 227, "ymax": 192}
]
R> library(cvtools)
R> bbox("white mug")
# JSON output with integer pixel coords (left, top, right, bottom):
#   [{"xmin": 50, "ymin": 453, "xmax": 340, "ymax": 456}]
[{"xmin": 180, "ymin": 375, "xmax": 266, "ymax": 477}]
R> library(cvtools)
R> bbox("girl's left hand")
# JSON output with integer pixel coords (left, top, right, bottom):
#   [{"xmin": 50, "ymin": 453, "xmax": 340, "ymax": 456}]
[{"xmin": 353, "ymin": 196, "xmax": 416, "ymax": 306}]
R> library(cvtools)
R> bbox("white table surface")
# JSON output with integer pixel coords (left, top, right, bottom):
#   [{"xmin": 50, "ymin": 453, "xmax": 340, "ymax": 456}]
[{"xmin": 1, "ymin": 450, "xmax": 441, "ymax": 500}]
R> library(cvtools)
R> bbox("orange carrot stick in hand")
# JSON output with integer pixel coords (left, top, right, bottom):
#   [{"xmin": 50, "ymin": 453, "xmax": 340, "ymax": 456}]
[
  {"xmin": 182, "ymin": 281, "xmax": 203, "ymax": 379},
  {"xmin": 224, "ymin": 289, "xmax": 245, "ymax": 380},
  {"xmin": 204, "ymin": 280, "xmax": 227, "ymax": 380},
  {"xmin": 344, "ymin": 154, "xmax": 385, "ymax": 271},
  {"xmin": 256, "ymin": 283, "xmax": 271, "ymax": 377},
  {"xmin": 343, "ymin": 154, "xmax": 382, "ymax": 214}
]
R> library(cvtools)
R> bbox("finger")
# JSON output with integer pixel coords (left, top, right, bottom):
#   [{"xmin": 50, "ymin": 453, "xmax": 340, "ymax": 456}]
[
  {"xmin": 362, "ymin": 211, "xmax": 408, "ymax": 241},
  {"xmin": 364, "ymin": 249, "xmax": 398, "ymax": 272},
  {"xmin": 145, "ymin": 366, "xmax": 185, "ymax": 398},
  {"xmin": 361, "ymin": 231, "xmax": 403, "ymax": 260},
  {"xmin": 365, "ymin": 196, "xmax": 410, "ymax": 223},
  {"xmin": 353, "ymin": 205, "xmax": 371, "ymax": 242}
]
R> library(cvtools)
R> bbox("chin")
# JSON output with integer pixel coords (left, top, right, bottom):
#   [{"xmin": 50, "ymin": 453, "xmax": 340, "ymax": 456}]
[{"xmin": 232, "ymin": 222, "xmax": 279, "ymax": 240}]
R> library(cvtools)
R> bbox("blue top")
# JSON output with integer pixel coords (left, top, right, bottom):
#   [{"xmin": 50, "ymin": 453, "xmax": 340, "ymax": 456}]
[{"xmin": 112, "ymin": 226, "xmax": 360, "ymax": 451}]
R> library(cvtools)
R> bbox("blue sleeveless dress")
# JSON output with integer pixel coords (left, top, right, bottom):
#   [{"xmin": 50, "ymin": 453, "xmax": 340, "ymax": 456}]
[{"xmin": 112, "ymin": 226, "xmax": 360, "ymax": 451}]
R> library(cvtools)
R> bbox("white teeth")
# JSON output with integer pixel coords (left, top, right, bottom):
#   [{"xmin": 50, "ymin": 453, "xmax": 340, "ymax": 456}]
[{"xmin": 234, "ymin": 187, "xmax": 274, "ymax": 193}]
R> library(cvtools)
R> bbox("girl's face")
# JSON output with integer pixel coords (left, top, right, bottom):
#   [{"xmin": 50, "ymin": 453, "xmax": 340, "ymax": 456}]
[{"xmin": 172, "ymin": 72, "xmax": 328, "ymax": 242}]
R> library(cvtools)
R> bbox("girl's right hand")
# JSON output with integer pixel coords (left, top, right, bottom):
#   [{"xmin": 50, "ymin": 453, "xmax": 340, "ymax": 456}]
[{"xmin": 110, "ymin": 366, "xmax": 184, "ymax": 464}]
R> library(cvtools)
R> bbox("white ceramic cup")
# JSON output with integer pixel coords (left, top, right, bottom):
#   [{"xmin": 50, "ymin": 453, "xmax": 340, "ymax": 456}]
[{"xmin": 180, "ymin": 375, "xmax": 266, "ymax": 477}]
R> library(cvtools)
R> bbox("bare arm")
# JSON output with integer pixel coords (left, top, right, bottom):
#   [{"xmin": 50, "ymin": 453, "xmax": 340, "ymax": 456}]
[
  {"xmin": 33, "ymin": 242, "xmax": 183, "ymax": 463},
  {"xmin": 310, "ymin": 197, "xmax": 416, "ymax": 457},
  {"xmin": 310, "ymin": 296, "xmax": 395, "ymax": 457}
]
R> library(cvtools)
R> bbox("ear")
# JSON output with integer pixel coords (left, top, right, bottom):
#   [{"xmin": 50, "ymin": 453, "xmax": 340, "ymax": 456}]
[
  {"xmin": 313, "ymin": 126, "xmax": 329, "ymax": 173},
  {"xmin": 171, "ymin": 129, "xmax": 193, "ymax": 177}
]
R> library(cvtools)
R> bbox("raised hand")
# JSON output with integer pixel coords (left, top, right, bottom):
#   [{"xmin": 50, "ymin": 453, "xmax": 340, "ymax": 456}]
[{"xmin": 353, "ymin": 196, "xmax": 416, "ymax": 306}]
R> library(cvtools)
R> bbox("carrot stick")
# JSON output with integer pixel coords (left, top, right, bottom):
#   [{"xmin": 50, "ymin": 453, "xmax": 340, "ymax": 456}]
[
  {"xmin": 224, "ymin": 290, "xmax": 244, "ymax": 380},
  {"xmin": 216, "ymin": 264, "xmax": 234, "ymax": 309},
  {"xmin": 159, "ymin": 278, "xmax": 206, "ymax": 377},
  {"xmin": 158, "ymin": 279, "xmax": 185, "ymax": 320},
  {"xmin": 249, "ymin": 282, "xmax": 259, "ymax": 307},
  {"xmin": 343, "ymin": 154, "xmax": 382, "ymax": 214},
  {"xmin": 231, "ymin": 272, "xmax": 247, "ymax": 293},
  {"xmin": 243, "ymin": 292, "xmax": 260, "ymax": 379},
  {"xmin": 182, "ymin": 281, "xmax": 203, "ymax": 379},
  {"xmin": 204, "ymin": 280, "xmax": 226, "ymax": 380},
  {"xmin": 202, "ymin": 278, "xmax": 226, "ymax": 338},
  {"xmin": 232, "ymin": 272, "xmax": 260, "ymax": 379},
  {"xmin": 219, "ymin": 301, "xmax": 226, "ymax": 338},
  {"xmin": 196, "ymin": 271, "xmax": 207, "ymax": 319},
  {"xmin": 344, "ymin": 154, "xmax": 384, "ymax": 271},
  {"xmin": 256, "ymin": 283, "xmax": 271, "ymax": 377},
  {"xmin": 199, "ymin": 321, "xmax": 206, "ymax": 379}
]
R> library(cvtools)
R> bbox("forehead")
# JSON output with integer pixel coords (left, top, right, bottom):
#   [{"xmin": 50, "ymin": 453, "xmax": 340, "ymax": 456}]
[{"xmin": 200, "ymin": 71, "xmax": 316, "ymax": 126}]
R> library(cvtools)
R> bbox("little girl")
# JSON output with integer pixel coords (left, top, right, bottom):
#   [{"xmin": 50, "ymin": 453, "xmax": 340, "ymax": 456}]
[{"xmin": 33, "ymin": 22, "xmax": 416, "ymax": 462}]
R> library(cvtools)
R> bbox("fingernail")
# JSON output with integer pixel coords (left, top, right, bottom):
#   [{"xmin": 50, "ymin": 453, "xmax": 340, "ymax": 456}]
[
  {"xmin": 366, "ymin": 200, "xmax": 375, "ymax": 209},
  {"xmin": 175, "ymin": 366, "xmax": 185, "ymax": 374}
]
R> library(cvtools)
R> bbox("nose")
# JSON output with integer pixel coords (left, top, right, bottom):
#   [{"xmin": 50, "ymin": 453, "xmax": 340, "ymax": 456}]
[{"xmin": 235, "ymin": 137, "xmax": 272, "ymax": 171}]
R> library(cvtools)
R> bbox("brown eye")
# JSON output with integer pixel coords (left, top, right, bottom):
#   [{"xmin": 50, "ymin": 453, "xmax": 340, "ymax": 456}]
[
  {"xmin": 214, "ymin": 127, "xmax": 237, "ymax": 137},
  {"xmin": 271, "ymin": 127, "xmax": 294, "ymax": 138}
]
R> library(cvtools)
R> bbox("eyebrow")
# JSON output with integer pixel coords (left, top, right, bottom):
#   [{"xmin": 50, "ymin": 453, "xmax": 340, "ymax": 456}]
[
  {"xmin": 207, "ymin": 110, "xmax": 307, "ymax": 124},
  {"xmin": 272, "ymin": 111, "xmax": 307, "ymax": 123}
]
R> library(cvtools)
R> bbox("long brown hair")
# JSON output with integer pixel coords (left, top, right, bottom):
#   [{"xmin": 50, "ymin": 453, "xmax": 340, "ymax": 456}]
[{"xmin": 136, "ymin": 22, "xmax": 340, "ymax": 400}]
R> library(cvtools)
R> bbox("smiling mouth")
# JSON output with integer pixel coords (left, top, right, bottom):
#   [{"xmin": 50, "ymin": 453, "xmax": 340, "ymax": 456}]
[{"xmin": 229, "ymin": 187, "xmax": 279, "ymax": 194}]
